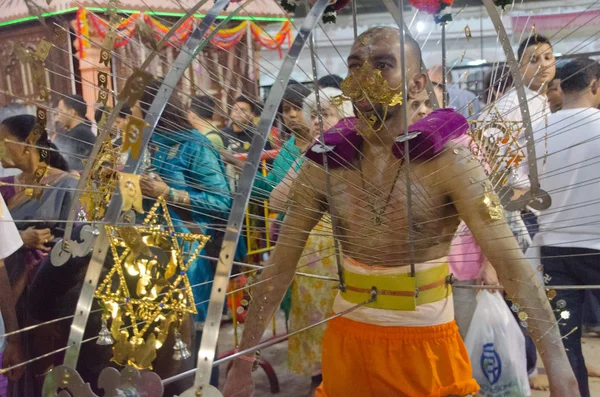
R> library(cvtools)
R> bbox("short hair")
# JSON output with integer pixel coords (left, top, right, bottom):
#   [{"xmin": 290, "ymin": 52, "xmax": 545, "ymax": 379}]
[
  {"xmin": 234, "ymin": 95, "xmax": 261, "ymax": 116},
  {"xmin": 282, "ymin": 83, "xmax": 311, "ymax": 109},
  {"xmin": 60, "ymin": 94, "xmax": 88, "ymax": 119},
  {"xmin": 357, "ymin": 27, "xmax": 422, "ymax": 71},
  {"xmin": 428, "ymin": 65, "xmax": 454, "ymax": 85},
  {"xmin": 318, "ymin": 75, "xmax": 344, "ymax": 89},
  {"xmin": 303, "ymin": 87, "xmax": 354, "ymax": 125},
  {"xmin": 94, "ymin": 104, "xmax": 131, "ymax": 124},
  {"xmin": 190, "ymin": 95, "xmax": 216, "ymax": 120},
  {"xmin": 558, "ymin": 57, "xmax": 600, "ymax": 94},
  {"xmin": 517, "ymin": 35, "xmax": 552, "ymax": 63}
]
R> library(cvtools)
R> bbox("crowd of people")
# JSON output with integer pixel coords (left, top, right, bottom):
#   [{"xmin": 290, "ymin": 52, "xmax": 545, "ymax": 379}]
[{"xmin": 0, "ymin": 26, "xmax": 598, "ymax": 397}]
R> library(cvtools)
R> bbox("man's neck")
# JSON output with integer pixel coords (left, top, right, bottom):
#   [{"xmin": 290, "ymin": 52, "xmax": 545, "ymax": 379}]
[
  {"xmin": 232, "ymin": 123, "xmax": 245, "ymax": 133},
  {"xmin": 68, "ymin": 121, "xmax": 81, "ymax": 131},
  {"xmin": 561, "ymin": 93, "xmax": 596, "ymax": 110},
  {"xmin": 362, "ymin": 111, "xmax": 404, "ymax": 148}
]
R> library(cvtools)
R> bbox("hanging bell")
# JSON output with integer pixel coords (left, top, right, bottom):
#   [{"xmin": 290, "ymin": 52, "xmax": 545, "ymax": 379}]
[
  {"xmin": 172, "ymin": 332, "xmax": 191, "ymax": 361},
  {"xmin": 96, "ymin": 317, "xmax": 114, "ymax": 346}
]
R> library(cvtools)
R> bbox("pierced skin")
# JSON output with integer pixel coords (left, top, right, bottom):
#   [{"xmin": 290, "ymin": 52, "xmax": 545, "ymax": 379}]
[{"xmin": 223, "ymin": 27, "xmax": 578, "ymax": 397}]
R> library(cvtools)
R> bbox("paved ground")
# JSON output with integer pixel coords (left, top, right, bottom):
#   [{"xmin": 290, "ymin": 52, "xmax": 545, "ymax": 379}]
[{"xmin": 217, "ymin": 313, "xmax": 600, "ymax": 396}]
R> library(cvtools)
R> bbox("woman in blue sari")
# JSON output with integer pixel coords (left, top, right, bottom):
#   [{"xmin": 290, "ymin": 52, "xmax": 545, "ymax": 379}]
[{"xmin": 135, "ymin": 80, "xmax": 239, "ymax": 386}]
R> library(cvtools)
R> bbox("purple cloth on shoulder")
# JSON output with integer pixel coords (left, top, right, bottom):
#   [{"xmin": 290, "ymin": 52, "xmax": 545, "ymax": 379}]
[
  {"xmin": 306, "ymin": 109, "xmax": 469, "ymax": 167},
  {"xmin": 392, "ymin": 108, "xmax": 469, "ymax": 160},
  {"xmin": 305, "ymin": 117, "xmax": 362, "ymax": 168}
]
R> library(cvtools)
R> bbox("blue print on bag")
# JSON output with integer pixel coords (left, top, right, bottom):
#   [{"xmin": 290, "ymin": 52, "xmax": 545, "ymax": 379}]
[{"xmin": 481, "ymin": 342, "xmax": 502, "ymax": 385}]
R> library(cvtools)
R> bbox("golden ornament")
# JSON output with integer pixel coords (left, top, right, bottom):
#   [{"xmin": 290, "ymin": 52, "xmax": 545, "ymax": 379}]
[
  {"xmin": 482, "ymin": 180, "xmax": 504, "ymax": 220},
  {"xmin": 518, "ymin": 311, "xmax": 529, "ymax": 322},
  {"xmin": 122, "ymin": 116, "xmax": 148, "ymax": 160},
  {"xmin": 95, "ymin": 197, "xmax": 210, "ymax": 369},
  {"xmin": 119, "ymin": 173, "xmax": 144, "ymax": 214},
  {"xmin": 80, "ymin": 136, "xmax": 120, "ymax": 221},
  {"xmin": 334, "ymin": 62, "xmax": 403, "ymax": 135}
]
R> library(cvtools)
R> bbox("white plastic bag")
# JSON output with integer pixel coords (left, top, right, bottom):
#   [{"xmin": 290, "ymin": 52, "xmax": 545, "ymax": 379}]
[{"xmin": 464, "ymin": 290, "xmax": 531, "ymax": 397}]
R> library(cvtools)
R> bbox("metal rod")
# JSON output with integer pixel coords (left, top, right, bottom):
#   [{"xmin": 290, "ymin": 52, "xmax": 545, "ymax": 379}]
[
  {"xmin": 191, "ymin": 1, "xmax": 331, "ymax": 392},
  {"xmin": 351, "ymin": 0, "xmax": 358, "ymax": 38},
  {"xmin": 453, "ymin": 284, "xmax": 600, "ymax": 291},
  {"xmin": 162, "ymin": 295, "xmax": 375, "ymax": 386},
  {"xmin": 380, "ymin": 0, "xmax": 439, "ymax": 109},
  {"xmin": 441, "ymin": 23, "xmax": 448, "ymax": 107},
  {"xmin": 309, "ymin": 29, "xmax": 346, "ymax": 291},
  {"xmin": 482, "ymin": 0, "xmax": 551, "ymax": 212},
  {"xmin": 397, "ymin": 0, "xmax": 416, "ymax": 278}
]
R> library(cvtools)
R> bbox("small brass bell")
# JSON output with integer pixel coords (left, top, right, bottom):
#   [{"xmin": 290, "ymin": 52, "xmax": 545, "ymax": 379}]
[
  {"xmin": 172, "ymin": 332, "xmax": 191, "ymax": 361},
  {"xmin": 96, "ymin": 316, "xmax": 114, "ymax": 346}
]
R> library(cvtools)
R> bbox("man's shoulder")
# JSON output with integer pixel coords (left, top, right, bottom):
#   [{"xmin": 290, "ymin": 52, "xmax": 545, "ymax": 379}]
[
  {"xmin": 70, "ymin": 123, "xmax": 96, "ymax": 141},
  {"xmin": 433, "ymin": 141, "xmax": 477, "ymax": 179}
]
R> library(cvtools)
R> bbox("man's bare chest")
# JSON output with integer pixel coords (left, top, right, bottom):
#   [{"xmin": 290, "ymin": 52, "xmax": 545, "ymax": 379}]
[{"xmin": 324, "ymin": 168, "xmax": 456, "ymax": 256}]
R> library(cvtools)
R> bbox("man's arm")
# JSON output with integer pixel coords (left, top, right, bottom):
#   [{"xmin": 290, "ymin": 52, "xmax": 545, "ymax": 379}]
[
  {"xmin": 439, "ymin": 144, "xmax": 578, "ymax": 395},
  {"xmin": 224, "ymin": 161, "xmax": 324, "ymax": 392},
  {"xmin": 269, "ymin": 162, "xmax": 300, "ymax": 214}
]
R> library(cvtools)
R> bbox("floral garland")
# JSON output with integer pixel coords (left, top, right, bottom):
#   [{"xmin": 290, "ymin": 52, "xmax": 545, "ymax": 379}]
[
  {"xmin": 408, "ymin": 0, "xmax": 454, "ymax": 24},
  {"xmin": 279, "ymin": 0, "xmax": 351, "ymax": 24},
  {"xmin": 76, "ymin": 7, "xmax": 292, "ymax": 57}
]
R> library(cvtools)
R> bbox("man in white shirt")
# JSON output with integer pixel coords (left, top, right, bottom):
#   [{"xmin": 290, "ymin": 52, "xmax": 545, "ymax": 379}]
[
  {"xmin": 479, "ymin": 34, "xmax": 556, "ymax": 390},
  {"xmin": 534, "ymin": 57, "xmax": 600, "ymax": 397},
  {"xmin": 0, "ymin": 195, "xmax": 24, "ymax": 385}
]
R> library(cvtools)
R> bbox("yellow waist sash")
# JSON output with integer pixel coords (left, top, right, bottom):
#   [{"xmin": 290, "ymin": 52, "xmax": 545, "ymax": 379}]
[{"xmin": 340, "ymin": 262, "xmax": 452, "ymax": 311}]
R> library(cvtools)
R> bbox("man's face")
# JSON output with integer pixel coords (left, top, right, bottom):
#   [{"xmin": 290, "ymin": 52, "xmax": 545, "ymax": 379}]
[
  {"xmin": 55, "ymin": 99, "xmax": 74, "ymax": 129},
  {"xmin": 546, "ymin": 78, "xmax": 563, "ymax": 113},
  {"xmin": 520, "ymin": 43, "xmax": 556, "ymax": 92},
  {"xmin": 282, "ymin": 101, "xmax": 302, "ymax": 126},
  {"xmin": 346, "ymin": 29, "xmax": 423, "ymax": 132},
  {"xmin": 408, "ymin": 90, "xmax": 433, "ymax": 124},
  {"xmin": 308, "ymin": 101, "xmax": 343, "ymax": 140},
  {"xmin": 230, "ymin": 101, "xmax": 253, "ymax": 128}
]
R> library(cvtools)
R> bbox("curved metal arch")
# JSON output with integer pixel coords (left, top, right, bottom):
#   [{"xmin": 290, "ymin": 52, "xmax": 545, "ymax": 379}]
[
  {"xmin": 57, "ymin": 0, "xmax": 239, "ymax": 371},
  {"xmin": 482, "ymin": 0, "xmax": 551, "ymax": 211},
  {"xmin": 55, "ymin": 0, "xmax": 213, "ymax": 251},
  {"xmin": 189, "ymin": 0, "xmax": 331, "ymax": 393}
]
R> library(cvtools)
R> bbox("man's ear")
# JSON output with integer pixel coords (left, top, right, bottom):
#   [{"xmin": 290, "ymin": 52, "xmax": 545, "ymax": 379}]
[
  {"xmin": 408, "ymin": 72, "xmax": 427, "ymax": 97},
  {"xmin": 590, "ymin": 79, "xmax": 599, "ymax": 95}
]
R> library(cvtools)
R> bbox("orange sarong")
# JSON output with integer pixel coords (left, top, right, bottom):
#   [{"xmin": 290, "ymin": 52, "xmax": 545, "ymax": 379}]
[{"xmin": 315, "ymin": 317, "xmax": 479, "ymax": 397}]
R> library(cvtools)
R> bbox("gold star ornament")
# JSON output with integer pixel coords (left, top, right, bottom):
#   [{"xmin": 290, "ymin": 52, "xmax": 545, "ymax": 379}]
[{"xmin": 94, "ymin": 197, "xmax": 210, "ymax": 369}]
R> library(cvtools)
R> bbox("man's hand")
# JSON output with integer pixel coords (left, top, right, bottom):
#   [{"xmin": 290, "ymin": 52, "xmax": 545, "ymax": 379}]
[
  {"xmin": 20, "ymin": 227, "xmax": 53, "ymax": 251},
  {"xmin": 475, "ymin": 259, "xmax": 500, "ymax": 292},
  {"xmin": 2, "ymin": 339, "xmax": 24, "ymax": 381},
  {"xmin": 140, "ymin": 174, "xmax": 169, "ymax": 198},
  {"xmin": 223, "ymin": 361, "xmax": 255, "ymax": 397}
]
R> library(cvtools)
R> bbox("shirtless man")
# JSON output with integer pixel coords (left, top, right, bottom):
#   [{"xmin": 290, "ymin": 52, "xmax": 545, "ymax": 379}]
[{"xmin": 223, "ymin": 26, "xmax": 577, "ymax": 397}]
